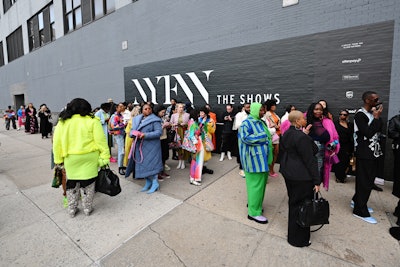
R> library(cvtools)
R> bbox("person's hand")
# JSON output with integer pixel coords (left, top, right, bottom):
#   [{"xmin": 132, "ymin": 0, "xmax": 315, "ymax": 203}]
[
  {"xmin": 372, "ymin": 104, "xmax": 383, "ymax": 119},
  {"xmin": 303, "ymin": 124, "xmax": 312, "ymax": 135},
  {"xmin": 314, "ymin": 185, "xmax": 320, "ymax": 192},
  {"xmin": 140, "ymin": 133, "xmax": 145, "ymax": 139}
]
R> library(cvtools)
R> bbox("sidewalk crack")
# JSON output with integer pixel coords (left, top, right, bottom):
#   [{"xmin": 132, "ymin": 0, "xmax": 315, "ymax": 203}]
[{"xmin": 149, "ymin": 226, "xmax": 187, "ymax": 267}]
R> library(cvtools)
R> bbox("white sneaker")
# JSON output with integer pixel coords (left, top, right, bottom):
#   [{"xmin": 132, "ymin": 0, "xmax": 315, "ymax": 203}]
[
  {"xmin": 239, "ymin": 170, "xmax": 245, "ymax": 178},
  {"xmin": 353, "ymin": 214, "xmax": 377, "ymax": 224},
  {"xmin": 164, "ymin": 164, "xmax": 171, "ymax": 171},
  {"xmin": 350, "ymin": 200, "xmax": 374, "ymax": 213}
]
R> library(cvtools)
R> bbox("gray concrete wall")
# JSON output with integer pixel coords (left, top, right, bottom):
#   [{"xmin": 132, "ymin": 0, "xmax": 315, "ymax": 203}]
[{"xmin": 0, "ymin": 0, "xmax": 399, "ymax": 116}]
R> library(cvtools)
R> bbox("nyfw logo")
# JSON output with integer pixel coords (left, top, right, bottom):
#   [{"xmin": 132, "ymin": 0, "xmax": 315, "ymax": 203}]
[{"xmin": 130, "ymin": 70, "xmax": 214, "ymax": 105}]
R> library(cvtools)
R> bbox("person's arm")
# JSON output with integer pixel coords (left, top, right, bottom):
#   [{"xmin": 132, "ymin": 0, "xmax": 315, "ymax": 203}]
[
  {"xmin": 207, "ymin": 119, "xmax": 216, "ymax": 134},
  {"xmin": 93, "ymin": 119, "xmax": 110, "ymax": 167},
  {"xmin": 52, "ymin": 123, "xmax": 64, "ymax": 164},
  {"xmin": 355, "ymin": 112, "xmax": 382, "ymax": 139},
  {"xmin": 239, "ymin": 121, "xmax": 268, "ymax": 145},
  {"xmin": 297, "ymin": 134, "xmax": 320, "ymax": 186},
  {"xmin": 142, "ymin": 120, "xmax": 162, "ymax": 139}
]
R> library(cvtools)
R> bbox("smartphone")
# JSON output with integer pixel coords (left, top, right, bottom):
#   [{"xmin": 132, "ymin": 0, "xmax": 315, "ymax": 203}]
[{"xmin": 375, "ymin": 102, "xmax": 383, "ymax": 109}]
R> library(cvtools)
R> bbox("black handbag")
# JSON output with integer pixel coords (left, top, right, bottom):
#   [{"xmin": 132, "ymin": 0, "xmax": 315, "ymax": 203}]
[
  {"xmin": 297, "ymin": 191, "xmax": 329, "ymax": 231},
  {"xmin": 167, "ymin": 129, "xmax": 176, "ymax": 143},
  {"xmin": 96, "ymin": 166, "xmax": 121, "ymax": 196}
]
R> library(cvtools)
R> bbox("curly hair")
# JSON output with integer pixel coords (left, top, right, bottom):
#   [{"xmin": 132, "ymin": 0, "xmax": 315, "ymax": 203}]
[{"xmin": 306, "ymin": 102, "xmax": 323, "ymax": 125}]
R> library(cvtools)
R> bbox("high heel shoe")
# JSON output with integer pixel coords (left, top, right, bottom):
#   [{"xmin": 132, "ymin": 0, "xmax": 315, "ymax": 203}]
[
  {"xmin": 147, "ymin": 176, "xmax": 159, "ymax": 194},
  {"xmin": 141, "ymin": 177, "xmax": 152, "ymax": 192}
]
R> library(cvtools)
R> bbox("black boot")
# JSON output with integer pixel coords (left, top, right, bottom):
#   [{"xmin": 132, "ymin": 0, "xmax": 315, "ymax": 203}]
[{"xmin": 202, "ymin": 166, "xmax": 214, "ymax": 174}]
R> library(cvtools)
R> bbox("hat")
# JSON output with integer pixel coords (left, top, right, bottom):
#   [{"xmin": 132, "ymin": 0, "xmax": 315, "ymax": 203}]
[{"xmin": 108, "ymin": 98, "xmax": 113, "ymax": 103}]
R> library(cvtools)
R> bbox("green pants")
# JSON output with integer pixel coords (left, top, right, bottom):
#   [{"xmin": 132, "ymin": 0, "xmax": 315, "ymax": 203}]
[{"xmin": 245, "ymin": 172, "xmax": 268, "ymax": 216}]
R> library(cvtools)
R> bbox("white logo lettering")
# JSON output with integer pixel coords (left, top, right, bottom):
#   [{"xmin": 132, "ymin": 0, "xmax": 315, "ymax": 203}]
[{"xmin": 131, "ymin": 70, "xmax": 213, "ymax": 105}]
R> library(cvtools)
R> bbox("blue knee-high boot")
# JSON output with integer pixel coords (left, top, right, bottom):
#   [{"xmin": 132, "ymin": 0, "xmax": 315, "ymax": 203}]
[
  {"xmin": 141, "ymin": 177, "xmax": 152, "ymax": 192},
  {"xmin": 147, "ymin": 175, "xmax": 159, "ymax": 194}
]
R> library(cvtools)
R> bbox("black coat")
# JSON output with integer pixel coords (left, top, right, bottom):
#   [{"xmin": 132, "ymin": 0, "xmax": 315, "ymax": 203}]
[
  {"xmin": 279, "ymin": 126, "xmax": 320, "ymax": 185},
  {"xmin": 388, "ymin": 114, "xmax": 400, "ymax": 144},
  {"xmin": 354, "ymin": 110, "xmax": 383, "ymax": 160},
  {"xmin": 388, "ymin": 114, "xmax": 400, "ymax": 198}
]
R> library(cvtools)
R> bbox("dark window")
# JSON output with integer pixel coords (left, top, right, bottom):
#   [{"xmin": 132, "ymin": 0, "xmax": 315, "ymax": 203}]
[
  {"xmin": 6, "ymin": 26, "xmax": 24, "ymax": 62},
  {"xmin": 0, "ymin": 42, "xmax": 4, "ymax": 67},
  {"xmin": 64, "ymin": 0, "xmax": 83, "ymax": 33},
  {"xmin": 63, "ymin": 0, "xmax": 115, "ymax": 34},
  {"xmin": 3, "ymin": 0, "xmax": 17, "ymax": 13},
  {"xmin": 27, "ymin": 2, "xmax": 55, "ymax": 51}
]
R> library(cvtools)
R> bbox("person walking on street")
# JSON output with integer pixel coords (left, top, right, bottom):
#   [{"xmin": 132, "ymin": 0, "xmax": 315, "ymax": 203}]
[
  {"xmin": 352, "ymin": 91, "xmax": 383, "ymax": 224},
  {"xmin": 4, "ymin": 106, "xmax": 16, "ymax": 130},
  {"xmin": 17, "ymin": 105, "xmax": 26, "ymax": 131}
]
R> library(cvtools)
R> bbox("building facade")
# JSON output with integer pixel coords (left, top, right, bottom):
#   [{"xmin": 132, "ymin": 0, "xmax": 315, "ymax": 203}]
[{"xmin": 1, "ymin": 0, "xmax": 400, "ymax": 177}]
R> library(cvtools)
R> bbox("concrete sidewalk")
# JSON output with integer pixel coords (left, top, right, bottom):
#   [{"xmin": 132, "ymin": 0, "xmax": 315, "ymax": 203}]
[{"xmin": 0, "ymin": 125, "xmax": 399, "ymax": 267}]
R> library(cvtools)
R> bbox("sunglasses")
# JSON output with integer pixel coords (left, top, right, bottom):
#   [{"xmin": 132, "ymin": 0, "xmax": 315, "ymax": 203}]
[
  {"xmin": 371, "ymin": 98, "xmax": 379, "ymax": 102},
  {"xmin": 339, "ymin": 113, "xmax": 348, "ymax": 116}
]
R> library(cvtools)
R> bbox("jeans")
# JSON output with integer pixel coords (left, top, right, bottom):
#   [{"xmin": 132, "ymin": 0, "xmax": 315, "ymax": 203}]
[{"xmin": 114, "ymin": 135, "xmax": 125, "ymax": 167}]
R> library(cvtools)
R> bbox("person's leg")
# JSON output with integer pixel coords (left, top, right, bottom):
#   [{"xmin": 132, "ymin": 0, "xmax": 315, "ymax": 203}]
[
  {"xmin": 220, "ymin": 133, "xmax": 227, "ymax": 161},
  {"xmin": 269, "ymin": 144, "xmax": 279, "ymax": 176},
  {"xmin": 11, "ymin": 118, "xmax": 16, "ymax": 129},
  {"xmin": 353, "ymin": 159, "xmax": 377, "ymax": 218},
  {"xmin": 80, "ymin": 180, "xmax": 96, "ymax": 215},
  {"xmin": 246, "ymin": 172, "xmax": 268, "ymax": 217},
  {"xmin": 66, "ymin": 181, "xmax": 80, "ymax": 218},
  {"xmin": 147, "ymin": 174, "xmax": 159, "ymax": 194},
  {"xmin": 285, "ymin": 180, "xmax": 313, "ymax": 247},
  {"xmin": 226, "ymin": 133, "xmax": 234, "ymax": 160},
  {"xmin": 115, "ymin": 135, "xmax": 125, "ymax": 174},
  {"xmin": 334, "ymin": 150, "xmax": 348, "ymax": 182},
  {"xmin": 5, "ymin": 119, "xmax": 10, "ymax": 130}
]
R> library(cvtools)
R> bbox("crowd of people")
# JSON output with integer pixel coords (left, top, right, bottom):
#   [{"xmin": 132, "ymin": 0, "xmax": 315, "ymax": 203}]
[
  {"xmin": 4, "ymin": 90, "xmax": 400, "ymax": 242},
  {"xmin": 3, "ymin": 103, "xmax": 53, "ymax": 137}
]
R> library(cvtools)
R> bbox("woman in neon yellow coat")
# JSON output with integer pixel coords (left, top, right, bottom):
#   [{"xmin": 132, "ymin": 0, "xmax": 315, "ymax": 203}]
[{"xmin": 53, "ymin": 98, "xmax": 110, "ymax": 218}]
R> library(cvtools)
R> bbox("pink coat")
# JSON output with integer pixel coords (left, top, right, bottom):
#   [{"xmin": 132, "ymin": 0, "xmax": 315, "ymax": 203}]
[
  {"xmin": 322, "ymin": 117, "xmax": 340, "ymax": 190},
  {"xmin": 170, "ymin": 112, "xmax": 190, "ymax": 126}
]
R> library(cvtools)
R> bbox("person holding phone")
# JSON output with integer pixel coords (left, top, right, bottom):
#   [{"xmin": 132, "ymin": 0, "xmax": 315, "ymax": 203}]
[{"xmin": 352, "ymin": 91, "xmax": 383, "ymax": 224}]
